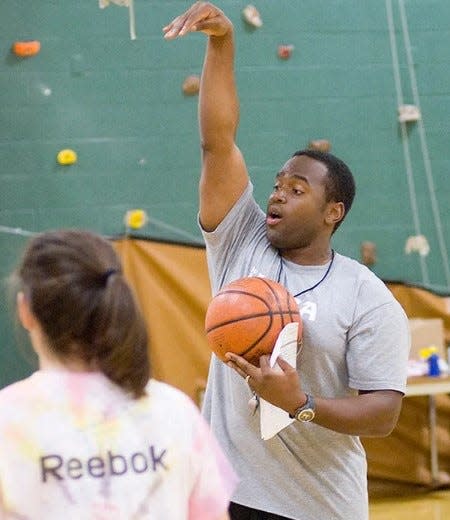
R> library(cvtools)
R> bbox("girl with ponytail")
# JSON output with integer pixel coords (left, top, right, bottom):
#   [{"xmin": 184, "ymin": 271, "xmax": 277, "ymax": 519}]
[{"xmin": 0, "ymin": 229, "xmax": 236, "ymax": 519}]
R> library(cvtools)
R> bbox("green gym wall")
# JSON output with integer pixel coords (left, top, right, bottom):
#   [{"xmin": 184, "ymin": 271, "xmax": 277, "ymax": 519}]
[{"xmin": 1, "ymin": 0, "xmax": 449, "ymax": 387}]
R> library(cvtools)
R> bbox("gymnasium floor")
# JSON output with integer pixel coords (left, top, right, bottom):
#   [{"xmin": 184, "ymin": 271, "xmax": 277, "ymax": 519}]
[{"xmin": 369, "ymin": 486, "xmax": 450, "ymax": 519}]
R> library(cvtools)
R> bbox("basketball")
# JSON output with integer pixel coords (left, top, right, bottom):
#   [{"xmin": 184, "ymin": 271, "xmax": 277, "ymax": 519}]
[{"xmin": 205, "ymin": 277, "xmax": 302, "ymax": 365}]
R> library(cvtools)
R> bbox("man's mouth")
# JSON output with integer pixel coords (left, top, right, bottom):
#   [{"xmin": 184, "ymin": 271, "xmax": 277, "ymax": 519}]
[{"xmin": 266, "ymin": 208, "xmax": 282, "ymax": 226}]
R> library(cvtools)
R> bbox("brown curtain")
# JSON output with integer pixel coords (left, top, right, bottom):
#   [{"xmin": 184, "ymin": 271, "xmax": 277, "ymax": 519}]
[
  {"xmin": 364, "ymin": 283, "xmax": 450, "ymax": 487},
  {"xmin": 387, "ymin": 282, "xmax": 450, "ymax": 343},
  {"xmin": 114, "ymin": 238, "xmax": 212, "ymax": 402}
]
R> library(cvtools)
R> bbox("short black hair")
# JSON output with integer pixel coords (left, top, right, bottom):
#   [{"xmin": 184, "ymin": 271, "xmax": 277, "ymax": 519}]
[{"xmin": 292, "ymin": 149, "xmax": 356, "ymax": 232}]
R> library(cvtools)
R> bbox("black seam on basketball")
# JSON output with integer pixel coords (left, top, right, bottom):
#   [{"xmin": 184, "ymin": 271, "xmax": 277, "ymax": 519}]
[
  {"xmin": 240, "ymin": 318, "xmax": 273, "ymax": 357},
  {"xmin": 292, "ymin": 300, "xmax": 300, "ymax": 321},
  {"xmin": 205, "ymin": 311, "xmax": 295, "ymax": 333},
  {"xmin": 210, "ymin": 289, "xmax": 272, "ymax": 308},
  {"xmin": 240, "ymin": 333, "xmax": 271, "ymax": 358},
  {"xmin": 259, "ymin": 278, "xmax": 285, "ymax": 327},
  {"xmin": 287, "ymin": 291, "xmax": 298, "ymax": 321}
]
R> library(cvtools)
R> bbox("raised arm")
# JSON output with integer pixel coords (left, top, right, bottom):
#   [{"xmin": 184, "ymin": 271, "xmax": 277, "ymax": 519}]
[{"xmin": 164, "ymin": 2, "xmax": 249, "ymax": 231}]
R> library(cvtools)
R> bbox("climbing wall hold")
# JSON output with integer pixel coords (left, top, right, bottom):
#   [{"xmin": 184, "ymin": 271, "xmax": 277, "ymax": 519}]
[
  {"xmin": 182, "ymin": 75, "xmax": 200, "ymax": 96},
  {"xmin": 124, "ymin": 209, "xmax": 148, "ymax": 230},
  {"xmin": 56, "ymin": 149, "xmax": 78, "ymax": 166},
  {"xmin": 398, "ymin": 104, "xmax": 421, "ymax": 123},
  {"xmin": 242, "ymin": 5, "xmax": 263, "ymax": 28},
  {"xmin": 277, "ymin": 45, "xmax": 294, "ymax": 60},
  {"xmin": 308, "ymin": 139, "xmax": 331, "ymax": 153},
  {"xmin": 12, "ymin": 40, "xmax": 41, "ymax": 57}
]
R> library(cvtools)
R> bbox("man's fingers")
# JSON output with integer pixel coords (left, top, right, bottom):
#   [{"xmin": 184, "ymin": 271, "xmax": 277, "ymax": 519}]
[
  {"xmin": 276, "ymin": 356, "xmax": 296, "ymax": 373},
  {"xmin": 226, "ymin": 352, "xmax": 257, "ymax": 379},
  {"xmin": 163, "ymin": 16, "xmax": 193, "ymax": 39},
  {"xmin": 163, "ymin": 4, "xmax": 229, "ymax": 39},
  {"xmin": 226, "ymin": 360, "xmax": 247, "ymax": 379},
  {"xmin": 163, "ymin": 4, "xmax": 208, "ymax": 38},
  {"xmin": 258, "ymin": 355, "xmax": 271, "ymax": 371}
]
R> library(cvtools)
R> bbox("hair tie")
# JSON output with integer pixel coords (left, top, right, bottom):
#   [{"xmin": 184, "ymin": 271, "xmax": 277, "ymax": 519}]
[{"xmin": 101, "ymin": 268, "xmax": 120, "ymax": 285}]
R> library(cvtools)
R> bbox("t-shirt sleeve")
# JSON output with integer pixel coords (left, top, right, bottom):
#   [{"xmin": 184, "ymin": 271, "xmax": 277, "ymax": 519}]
[
  {"xmin": 188, "ymin": 410, "xmax": 238, "ymax": 520},
  {"xmin": 199, "ymin": 182, "xmax": 275, "ymax": 295},
  {"xmin": 346, "ymin": 281, "xmax": 411, "ymax": 393}
]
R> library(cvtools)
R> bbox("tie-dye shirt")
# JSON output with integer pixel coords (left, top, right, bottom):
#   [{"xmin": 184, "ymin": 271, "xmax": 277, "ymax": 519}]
[{"xmin": 0, "ymin": 371, "xmax": 237, "ymax": 519}]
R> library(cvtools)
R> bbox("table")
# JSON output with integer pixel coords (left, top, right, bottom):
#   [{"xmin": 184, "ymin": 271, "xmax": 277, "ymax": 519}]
[{"xmin": 405, "ymin": 375, "xmax": 450, "ymax": 483}]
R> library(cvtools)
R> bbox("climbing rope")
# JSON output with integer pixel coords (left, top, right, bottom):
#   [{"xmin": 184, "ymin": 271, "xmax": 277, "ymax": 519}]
[
  {"xmin": 398, "ymin": 0, "xmax": 450, "ymax": 287},
  {"xmin": 385, "ymin": 0, "xmax": 430, "ymax": 285}
]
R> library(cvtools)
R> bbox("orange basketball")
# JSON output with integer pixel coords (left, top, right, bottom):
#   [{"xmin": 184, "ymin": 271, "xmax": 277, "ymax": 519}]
[{"xmin": 205, "ymin": 277, "xmax": 302, "ymax": 365}]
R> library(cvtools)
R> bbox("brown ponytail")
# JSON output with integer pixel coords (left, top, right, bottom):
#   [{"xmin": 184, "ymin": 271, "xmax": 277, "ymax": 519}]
[{"xmin": 16, "ymin": 229, "xmax": 150, "ymax": 398}]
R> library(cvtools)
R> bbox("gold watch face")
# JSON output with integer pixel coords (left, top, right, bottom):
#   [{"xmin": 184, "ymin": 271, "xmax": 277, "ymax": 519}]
[{"xmin": 298, "ymin": 409, "xmax": 315, "ymax": 422}]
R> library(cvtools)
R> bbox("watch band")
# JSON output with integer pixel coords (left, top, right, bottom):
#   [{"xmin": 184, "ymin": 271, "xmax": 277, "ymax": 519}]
[{"xmin": 289, "ymin": 394, "xmax": 315, "ymax": 422}]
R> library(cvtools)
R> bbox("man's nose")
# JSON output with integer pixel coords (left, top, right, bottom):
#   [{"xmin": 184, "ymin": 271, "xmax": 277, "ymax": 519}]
[{"xmin": 270, "ymin": 189, "xmax": 287, "ymax": 203}]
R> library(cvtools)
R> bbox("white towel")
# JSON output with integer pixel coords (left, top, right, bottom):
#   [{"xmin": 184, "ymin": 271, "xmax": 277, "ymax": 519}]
[{"xmin": 260, "ymin": 322, "xmax": 299, "ymax": 440}]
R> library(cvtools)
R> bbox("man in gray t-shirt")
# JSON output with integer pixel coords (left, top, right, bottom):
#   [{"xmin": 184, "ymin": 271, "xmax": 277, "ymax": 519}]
[{"xmin": 164, "ymin": 4, "xmax": 410, "ymax": 520}]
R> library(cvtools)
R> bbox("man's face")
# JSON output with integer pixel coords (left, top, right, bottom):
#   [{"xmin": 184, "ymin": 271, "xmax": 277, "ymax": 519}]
[{"xmin": 265, "ymin": 155, "xmax": 332, "ymax": 252}]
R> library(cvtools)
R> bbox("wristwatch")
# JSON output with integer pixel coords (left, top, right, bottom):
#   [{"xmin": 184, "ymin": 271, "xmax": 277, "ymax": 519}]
[{"xmin": 289, "ymin": 394, "xmax": 315, "ymax": 422}]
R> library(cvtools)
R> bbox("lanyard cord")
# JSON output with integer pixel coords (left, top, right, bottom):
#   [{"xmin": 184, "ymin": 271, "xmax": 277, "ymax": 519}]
[{"xmin": 277, "ymin": 249, "xmax": 335, "ymax": 298}]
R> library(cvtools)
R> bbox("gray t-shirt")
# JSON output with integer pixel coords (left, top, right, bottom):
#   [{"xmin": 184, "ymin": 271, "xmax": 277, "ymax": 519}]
[{"xmin": 201, "ymin": 183, "xmax": 410, "ymax": 520}]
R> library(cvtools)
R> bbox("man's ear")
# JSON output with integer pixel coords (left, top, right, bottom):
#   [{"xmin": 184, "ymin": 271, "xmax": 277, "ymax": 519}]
[
  {"xmin": 17, "ymin": 292, "xmax": 38, "ymax": 332},
  {"xmin": 325, "ymin": 201, "xmax": 345, "ymax": 228}
]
